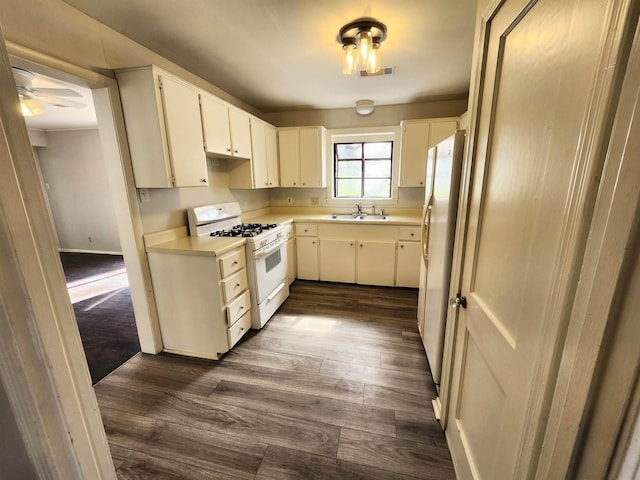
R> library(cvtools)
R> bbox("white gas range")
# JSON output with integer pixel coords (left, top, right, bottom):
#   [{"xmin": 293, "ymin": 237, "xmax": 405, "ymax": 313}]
[{"xmin": 188, "ymin": 202, "xmax": 289, "ymax": 329}]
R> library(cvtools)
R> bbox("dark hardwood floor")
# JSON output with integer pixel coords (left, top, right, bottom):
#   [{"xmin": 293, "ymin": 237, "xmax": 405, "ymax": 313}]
[{"xmin": 95, "ymin": 280, "xmax": 456, "ymax": 479}]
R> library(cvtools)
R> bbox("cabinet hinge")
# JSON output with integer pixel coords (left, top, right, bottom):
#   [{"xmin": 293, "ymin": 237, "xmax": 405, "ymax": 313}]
[
  {"xmin": 158, "ymin": 77, "xmax": 163, "ymax": 89},
  {"xmin": 171, "ymin": 176, "xmax": 176, "ymax": 185}
]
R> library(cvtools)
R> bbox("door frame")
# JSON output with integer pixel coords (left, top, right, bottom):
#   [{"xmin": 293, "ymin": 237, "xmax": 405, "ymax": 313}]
[
  {"xmin": 0, "ymin": 34, "xmax": 163, "ymax": 478},
  {"xmin": 438, "ymin": 0, "xmax": 637, "ymax": 478}
]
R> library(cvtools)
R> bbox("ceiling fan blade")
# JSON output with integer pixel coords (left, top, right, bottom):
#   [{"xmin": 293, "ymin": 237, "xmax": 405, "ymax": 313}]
[
  {"xmin": 30, "ymin": 87, "xmax": 83, "ymax": 98},
  {"xmin": 27, "ymin": 92, "xmax": 86, "ymax": 109}
]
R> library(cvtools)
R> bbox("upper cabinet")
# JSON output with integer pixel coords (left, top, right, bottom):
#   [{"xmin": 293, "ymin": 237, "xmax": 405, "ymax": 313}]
[
  {"xmin": 278, "ymin": 126, "xmax": 326, "ymax": 188},
  {"xmin": 117, "ymin": 66, "xmax": 209, "ymax": 188},
  {"xmin": 228, "ymin": 117, "xmax": 280, "ymax": 189},
  {"xmin": 399, "ymin": 118, "xmax": 458, "ymax": 187},
  {"xmin": 200, "ymin": 93, "xmax": 252, "ymax": 160}
]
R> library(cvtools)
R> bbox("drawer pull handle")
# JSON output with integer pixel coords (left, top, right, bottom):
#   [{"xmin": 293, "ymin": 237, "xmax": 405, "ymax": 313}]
[
  {"xmin": 236, "ymin": 283, "xmax": 241, "ymax": 288},
  {"xmin": 233, "ymin": 260, "xmax": 238, "ymax": 265}
]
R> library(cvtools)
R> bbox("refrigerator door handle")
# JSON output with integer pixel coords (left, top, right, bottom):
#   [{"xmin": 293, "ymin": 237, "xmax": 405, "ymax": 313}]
[{"xmin": 421, "ymin": 199, "xmax": 433, "ymax": 262}]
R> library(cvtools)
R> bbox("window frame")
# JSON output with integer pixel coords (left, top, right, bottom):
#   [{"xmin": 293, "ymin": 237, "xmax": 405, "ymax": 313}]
[
  {"xmin": 334, "ymin": 141, "xmax": 394, "ymax": 199},
  {"xmin": 326, "ymin": 126, "xmax": 400, "ymax": 206}
]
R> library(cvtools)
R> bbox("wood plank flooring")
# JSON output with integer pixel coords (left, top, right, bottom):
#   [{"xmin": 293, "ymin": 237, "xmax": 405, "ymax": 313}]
[{"xmin": 94, "ymin": 280, "xmax": 456, "ymax": 479}]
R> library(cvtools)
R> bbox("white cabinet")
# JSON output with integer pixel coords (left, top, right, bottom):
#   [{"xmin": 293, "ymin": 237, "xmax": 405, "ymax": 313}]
[
  {"xmin": 147, "ymin": 245, "xmax": 251, "ymax": 359},
  {"xmin": 295, "ymin": 223, "xmax": 319, "ymax": 280},
  {"xmin": 227, "ymin": 118, "xmax": 280, "ymax": 189},
  {"xmin": 320, "ymin": 239, "xmax": 356, "ymax": 283},
  {"xmin": 396, "ymin": 226, "xmax": 422, "ymax": 287},
  {"xmin": 200, "ymin": 93, "xmax": 252, "ymax": 159},
  {"xmin": 399, "ymin": 118, "xmax": 457, "ymax": 187},
  {"xmin": 278, "ymin": 126, "xmax": 326, "ymax": 187},
  {"xmin": 357, "ymin": 241, "xmax": 396, "ymax": 286},
  {"xmin": 396, "ymin": 242, "xmax": 422, "ymax": 287},
  {"xmin": 116, "ymin": 66, "xmax": 208, "ymax": 188}
]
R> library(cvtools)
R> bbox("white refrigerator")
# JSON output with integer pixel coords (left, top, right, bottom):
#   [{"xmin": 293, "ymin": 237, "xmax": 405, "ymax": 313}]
[{"xmin": 417, "ymin": 131, "xmax": 465, "ymax": 386}]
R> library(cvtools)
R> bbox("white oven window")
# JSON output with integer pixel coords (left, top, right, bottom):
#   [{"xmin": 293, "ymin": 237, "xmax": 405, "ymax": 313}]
[{"xmin": 265, "ymin": 248, "xmax": 281, "ymax": 273}]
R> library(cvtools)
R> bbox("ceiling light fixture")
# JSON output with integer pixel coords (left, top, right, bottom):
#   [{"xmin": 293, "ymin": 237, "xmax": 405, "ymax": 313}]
[
  {"xmin": 355, "ymin": 100, "xmax": 375, "ymax": 116},
  {"xmin": 338, "ymin": 18, "xmax": 387, "ymax": 75}
]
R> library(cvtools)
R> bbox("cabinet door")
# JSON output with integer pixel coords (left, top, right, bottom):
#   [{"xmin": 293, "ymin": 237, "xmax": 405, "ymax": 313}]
[
  {"xmin": 200, "ymin": 94, "xmax": 232, "ymax": 156},
  {"xmin": 399, "ymin": 120, "xmax": 430, "ymax": 187},
  {"xmin": 396, "ymin": 241, "xmax": 421, "ymax": 287},
  {"xmin": 296, "ymin": 237, "xmax": 319, "ymax": 280},
  {"xmin": 299, "ymin": 127, "xmax": 325, "ymax": 187},
  {"xmin": 278, "ymin": 129, "xmax": 300, "ymax": 187},
  {"xmin": 429, "ymin": 120, "xmax": 457, "ymax": 149},
  {"xmin": 319, "ymin": 239, "xmax": 356, "ymax": 283},
  {"xmin": 229, "ymin": 108, "xmax": 252, "ymax": 159},
  {"xmin": 265, "ymin": 124, "xmax": 280, "ymax": 187},
  {"xmin": 357, "ymin": 241, "xmax": 396, "ymax": 286},
  {"xmin": 286, "ymin": 237, "xmax": 296, "ymax": 285},
  {"xmin": 159, "ymin": 74, "xmax": 208, "ymax": 187},
  {"xmin": 250, "ymin": 119, "xmax": 269, "ymax": 188}
]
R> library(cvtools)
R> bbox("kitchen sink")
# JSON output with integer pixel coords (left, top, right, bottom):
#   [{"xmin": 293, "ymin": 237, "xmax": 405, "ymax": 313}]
[{"xmin": 329, "ymin": 213, "xmax": 390, "ymax": 221}]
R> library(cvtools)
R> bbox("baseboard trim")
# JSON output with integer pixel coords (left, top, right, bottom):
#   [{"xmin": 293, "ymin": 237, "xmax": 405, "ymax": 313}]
[{"xmin": 59, "ymin": 248, "xmax": 123, "ymax": 255}]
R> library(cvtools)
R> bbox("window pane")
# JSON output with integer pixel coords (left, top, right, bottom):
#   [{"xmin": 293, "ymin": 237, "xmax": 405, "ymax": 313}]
[
  {"xmin": 337, "ymin": 160, "xmax": 362, "ymax": 178},
  {"xmin": 364, "ymin": 159, "xmax": 391, "ymax": 178},
  {"xmin": 336, "ymin": 179, "xmax": 362, "ymax": 197},
  {"xmin": 336, "ymin": 143, "xmax": 362, "ymax": 159},
  {"xmin": 364, "ymin": 142, "xmax": 392, "ymax": 159},
  {"xmin": 363, "ymin": 178, "xmax": 391, "ymax": 197}
]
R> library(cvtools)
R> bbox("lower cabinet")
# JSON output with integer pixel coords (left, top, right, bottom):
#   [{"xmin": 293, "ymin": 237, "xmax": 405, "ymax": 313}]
[
  {"xmin": 296, "ymin": 237, "xmax": 319, "ymax": 280},
  {"xmin": 294, "ymin": 222, "xmax": 421, "ymax": 287},
  {"xmin": 357, "ymin": 241, "xmax": 396, "ymax": 286},
  {"xmin": 147, "ymin": 245, "xmax": 251, "ymax": 359},
  {"xmin": 320, "ymin": 239, "xmax": 356, "ymax": 283},
  {"xmin": 396, "ymin": 241, "xmax": 422, "ymax": 287}
]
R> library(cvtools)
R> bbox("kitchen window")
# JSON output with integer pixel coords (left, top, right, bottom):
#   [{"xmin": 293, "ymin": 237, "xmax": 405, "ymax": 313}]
[
  {"xmin": 334, "ymin": 141, "xmax": 393, "ymax": 198},
  {"xmin": 327, "ymin": 127, "xmax": 400, "ymax": 203}
]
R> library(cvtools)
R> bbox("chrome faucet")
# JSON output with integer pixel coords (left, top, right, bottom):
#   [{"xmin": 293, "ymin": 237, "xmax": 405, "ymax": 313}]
[{"xmin": 371, "ymin": 204, "xmax": 376, "ymax": 215}]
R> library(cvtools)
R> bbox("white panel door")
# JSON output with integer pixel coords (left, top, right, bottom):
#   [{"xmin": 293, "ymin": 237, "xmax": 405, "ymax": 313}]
[
  {"xmin": 228, "ymin": 108, "xmax": 252, "ymax": 159},
  {"xmin": 159, "ymin": 74, "xmax": 208, "ymax": 187},
  {"xmin": 446, "ymin": 0, "xmax": 612, "ymax": 478}
]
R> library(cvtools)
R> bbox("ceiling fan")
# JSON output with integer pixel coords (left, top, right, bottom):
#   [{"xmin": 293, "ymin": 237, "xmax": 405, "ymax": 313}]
[{"xmin": 12, "ymin": 67, "xmax": 86, "ymax": 116}]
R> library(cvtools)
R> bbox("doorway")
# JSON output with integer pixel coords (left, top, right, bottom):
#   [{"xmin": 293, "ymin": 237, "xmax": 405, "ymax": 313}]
[{"xmin": 17, "ymin": 64, "xmax": 141, "ymax": 383}]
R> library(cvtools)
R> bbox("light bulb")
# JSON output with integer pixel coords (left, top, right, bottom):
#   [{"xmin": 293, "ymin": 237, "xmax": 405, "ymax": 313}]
[
  {"xmin": 342, "ymin": 44, "xmax": 357, "ymax": 75},
  {"xmin": 366, "ymin": 43, "xmax": 381, "ymax": 74},
  {"xmin": 356, "ymin": 29, "xmax": 373, "ymax": 67}
]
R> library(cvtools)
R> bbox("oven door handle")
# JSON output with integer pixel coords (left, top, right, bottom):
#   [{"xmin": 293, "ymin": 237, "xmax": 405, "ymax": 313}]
[
  {"xmin": 266, "ymin": 281, "xmax": 287, "ymax": 302},
  {"xmin": 254, "ymin": 237, "xmax": 286, "ymax": 259}
]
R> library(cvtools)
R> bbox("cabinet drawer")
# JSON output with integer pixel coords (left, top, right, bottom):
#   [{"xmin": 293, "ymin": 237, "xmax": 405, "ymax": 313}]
[
  {"xmin": 220, "ymin": 268, "xmax": 248, "ymax": 303},
  {"xmin": 296, "ymin": 223, "xmax": 317, "ymax": 237},
  {"xmin": 227, "ymin": 311, "xmax": 251, "ymax": 348},
  {"xmin": 219, "ymin": 248, "xmax": 246, "ymax": 277},
  {"xmin": 226, "ymin": 290, "xmax": 251, "ymax": 325},
  {"xmin": 399, "ymin": 226, "xmax": 421, "ymax": 242}
]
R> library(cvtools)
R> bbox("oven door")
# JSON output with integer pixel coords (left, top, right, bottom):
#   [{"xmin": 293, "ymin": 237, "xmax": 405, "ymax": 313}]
[{"xmin": 254, "ymin": 239, "xmax": 288, "ymax": 304}]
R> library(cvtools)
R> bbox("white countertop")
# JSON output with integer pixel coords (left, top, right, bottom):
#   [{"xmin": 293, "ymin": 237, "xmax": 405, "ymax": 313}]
[
  {"xmin": 243, "ymin": 212, "xmax": 422, "ymax": 226},
  {"xmin": 146, "ymin": 234, "xmax": 246, "ymax": 257},
  {"xmin": 145, "ymin": 210, "xmax": 422, "ymax": 256}
]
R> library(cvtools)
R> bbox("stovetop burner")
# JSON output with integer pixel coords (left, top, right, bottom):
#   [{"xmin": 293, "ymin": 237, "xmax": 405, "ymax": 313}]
[{"xmin": 210, "ymin": 223, "xmax": 278, "ymax": 238}]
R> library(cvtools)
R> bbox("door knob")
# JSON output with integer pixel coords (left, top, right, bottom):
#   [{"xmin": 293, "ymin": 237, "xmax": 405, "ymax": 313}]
[{"xmin": 449, "ymin": 294, "xmax": 467, "ymax": 309}]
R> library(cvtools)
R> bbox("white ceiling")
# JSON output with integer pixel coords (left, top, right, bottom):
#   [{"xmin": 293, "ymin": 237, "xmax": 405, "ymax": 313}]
[{"xmin": 59, "ymin": 0, "xmax": 478, "ymax": 112}]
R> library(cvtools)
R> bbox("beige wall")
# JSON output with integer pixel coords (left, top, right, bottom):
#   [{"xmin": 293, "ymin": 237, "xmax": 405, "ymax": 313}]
[
  {"xmin": 264, "ymin": 97, "xmax": 468, "ymax": 129},
  {"xmin": 36, "ymin": 129, "xmax": 122, "ymax": 253}
]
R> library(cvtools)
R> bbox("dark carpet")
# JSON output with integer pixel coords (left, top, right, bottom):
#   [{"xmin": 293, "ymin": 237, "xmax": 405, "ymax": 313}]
[{"xmin": 60, "ymin": 252, "xmax": 140, "ymax": 385}]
